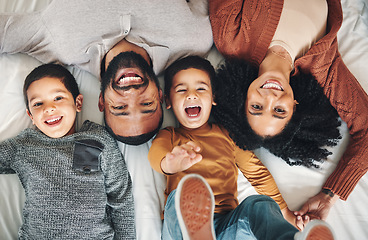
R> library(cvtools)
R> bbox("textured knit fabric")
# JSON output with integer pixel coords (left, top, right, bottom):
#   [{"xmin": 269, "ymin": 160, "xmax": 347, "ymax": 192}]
[
  {"xmin": 209, "ymin": 0, "xmax": 368, "ymax": 200},
  {"xmin": 0, "ymin": 120, "xmax": 135, "ymax": 239},
  {"xmin": 0, "ymin": 0, "xmax": 213, "ymax": 77},
  {"xmin": 148, "ymin": 124, "xmax": 287, "ymax": 214}
]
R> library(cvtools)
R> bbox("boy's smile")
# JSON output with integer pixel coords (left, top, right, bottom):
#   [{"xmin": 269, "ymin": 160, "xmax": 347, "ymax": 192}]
[
  {"xmin": 26, "ymin": 77, "xmax": 83, "ymax": 138},
  {"xmin": 45, "ymin": 116, "xmax": 63, "ymax": 126},
  {"xmin": 167, "ymin": 68, "xmax": 216, "ymax": 129}
]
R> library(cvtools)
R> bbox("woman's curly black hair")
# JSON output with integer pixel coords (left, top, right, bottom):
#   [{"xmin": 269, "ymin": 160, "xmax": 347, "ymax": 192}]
[{"xmin": 213, "ymin": 59, "xmax": 341, "ymax": 168}]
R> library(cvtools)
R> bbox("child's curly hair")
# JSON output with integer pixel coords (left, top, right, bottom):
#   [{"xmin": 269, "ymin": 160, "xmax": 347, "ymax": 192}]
[{"xmin": 213, "ymin": 59, "xmax": 341, "ymax": 168}]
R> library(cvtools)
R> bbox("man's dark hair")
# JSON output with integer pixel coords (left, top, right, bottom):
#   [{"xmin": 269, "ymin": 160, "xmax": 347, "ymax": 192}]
[
  {"xmin": 23, "ymin": 63, "xmax": 80, "ymax": 111},
  {"xmin": 100, "ymin": 54, "xmax": 107, "ymax": 80},
  {"xmin": 164, "ymin": 55, "xmax": 216, "ymax": 98},
  {"xmin": 100, "ymin": 51, "xmax": 163, "ymax": 145},
  {"xmin": 213, "ymin": 59, "xmax": 341, "ymax": 168}
]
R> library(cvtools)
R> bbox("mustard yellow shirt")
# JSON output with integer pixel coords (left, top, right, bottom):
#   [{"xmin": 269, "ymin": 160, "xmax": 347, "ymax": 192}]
[{"xmin": 148, "ymin": 124, "xmax": 287, "ymax": 214}]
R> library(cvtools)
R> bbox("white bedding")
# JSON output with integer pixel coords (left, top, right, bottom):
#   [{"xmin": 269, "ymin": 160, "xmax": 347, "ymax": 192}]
[{"xmin": 0, "ymin": 0, "xmax": 368, "ymax": 239}]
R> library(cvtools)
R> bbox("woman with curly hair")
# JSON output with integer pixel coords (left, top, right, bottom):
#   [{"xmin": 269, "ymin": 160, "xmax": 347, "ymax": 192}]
[
  {"xmin": 210, "ymin": 0, "xmax": 368, "ymax": 222},
  {"xmin": 213, "ymin": 58, "xmax": 341, "ymax": 168}
]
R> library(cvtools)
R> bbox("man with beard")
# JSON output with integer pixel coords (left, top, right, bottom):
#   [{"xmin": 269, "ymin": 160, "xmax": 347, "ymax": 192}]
[
  {"xmin": 0, "ymin": 1, "xmax": 213, "ymax": 239},
  {"xmin": 99, "ymin": 49, "xmax": 164, "ymax": 145}
]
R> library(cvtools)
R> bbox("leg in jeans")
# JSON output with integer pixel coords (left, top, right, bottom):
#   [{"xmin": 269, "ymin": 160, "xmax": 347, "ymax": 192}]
[
  {"xmin": 163, "ymin": 180, "xmax": 333, "ymax": 240},
  {"xmin": 162, "ymin": 174, "xmax": 215, "ymax": 240},
  {"xmin": 214, "ymin": 195, "xmax": 298, "ymax": 240}
]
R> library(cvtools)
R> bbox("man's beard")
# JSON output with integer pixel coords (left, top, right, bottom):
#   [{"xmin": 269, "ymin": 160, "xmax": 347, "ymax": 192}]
[{"xmin": 102, "ymin": 51, "xmax": 158, "ymax": 91}]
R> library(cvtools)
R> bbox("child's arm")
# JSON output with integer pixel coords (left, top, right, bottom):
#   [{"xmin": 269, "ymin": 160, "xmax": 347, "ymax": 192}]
[
  {"xmin": 148, "ymin": 128, "xmax": 202, "ymax": 175},
  {"xmin": 160, "ymin": 141, "xmax": 202, "ymax": 174},
  {"xmin": 235, "ymin": 148, "xmax": 307, "ymax": 230},
  {"xmin": 0, "ymin": 139, "xmax": 17, "ymax": 174}
]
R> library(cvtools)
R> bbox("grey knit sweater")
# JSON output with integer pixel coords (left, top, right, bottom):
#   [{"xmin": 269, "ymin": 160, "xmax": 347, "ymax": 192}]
[
  {"xmin": 0, "ymin": 0, "xmax": 212, "ymax": 77},
  {"xmin": 0, "ymin": 121, "xmax": 135, "ymax": 239}
]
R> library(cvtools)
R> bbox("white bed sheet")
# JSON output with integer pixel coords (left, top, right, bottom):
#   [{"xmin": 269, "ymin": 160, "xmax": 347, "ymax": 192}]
[{"xmin": 1, "ymin": 0, "xmax": 368, "ymax": 239}]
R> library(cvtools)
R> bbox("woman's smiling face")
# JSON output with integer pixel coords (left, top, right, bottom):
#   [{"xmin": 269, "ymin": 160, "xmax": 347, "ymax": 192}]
[{"xmin": 246, "ymin": 71, "xmax": 295, "ymax": 137}]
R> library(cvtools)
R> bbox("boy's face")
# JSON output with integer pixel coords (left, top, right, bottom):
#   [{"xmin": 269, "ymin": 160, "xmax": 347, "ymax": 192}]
[
  {"xmin": 26, "ymin": 77, "xmax": 83, "ymax": 138},
  {"xmin": 166, "ymin": 68, "xmax": 216, "ymax": 129}
]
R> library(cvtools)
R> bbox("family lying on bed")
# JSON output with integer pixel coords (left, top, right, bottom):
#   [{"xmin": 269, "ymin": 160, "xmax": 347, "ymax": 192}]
[{"xmin": 1, "ymin": 0, "xmax": 368, "ymax": 239}]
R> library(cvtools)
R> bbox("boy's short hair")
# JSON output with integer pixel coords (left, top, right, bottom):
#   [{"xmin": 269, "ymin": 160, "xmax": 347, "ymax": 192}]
[
  {"xmin": 23, "ymin": 63, "xmax": 80, "ymax": 111},
  {"xmin": 164, "ymin": 55, "xmax": 215, "ymax": 98}
]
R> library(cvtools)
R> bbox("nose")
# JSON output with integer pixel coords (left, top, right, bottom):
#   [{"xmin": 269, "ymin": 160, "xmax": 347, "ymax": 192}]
[
  {"xmin": 186, "ymin": 91, "xmax": 198, "ymax": 100},
  {"xmin": 44, "ymin": 103, "xmax": 56, "ymax": 113}
]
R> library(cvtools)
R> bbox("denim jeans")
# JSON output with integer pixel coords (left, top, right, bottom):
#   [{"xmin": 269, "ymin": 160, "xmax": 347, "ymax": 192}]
[{"xmin": 162, "ymin": 190, "xmax": 298, "ymax": 240}]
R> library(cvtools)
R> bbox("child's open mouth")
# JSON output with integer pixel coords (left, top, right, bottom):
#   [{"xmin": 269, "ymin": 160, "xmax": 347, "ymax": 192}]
[
  {"xmin": 185, "ymin": 106, "xmax": 201, "ymax": 117},
  {"xmin": 45, "ymin": 116, "xmax": 62, "ymax": 126}
]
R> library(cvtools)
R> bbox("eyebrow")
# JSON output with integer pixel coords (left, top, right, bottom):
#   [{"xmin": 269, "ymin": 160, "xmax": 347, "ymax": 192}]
[
  {"xmin": 173, "ymin": 83, "xmax": 185, "ymax": 89},
  {"xmin": 248, "ymin": 111, "xmax": 287, "ymax": 120},
  {"xmin": 110, "ymin": 104, "xmax": 158, "ymax": 116},
  {"xmin": 174, "ymin": 81, "xmax": 210, "ymax": 89},
  {"xmin": 29, "ymin": 89, "xmax": 68, "ymax": 102}
]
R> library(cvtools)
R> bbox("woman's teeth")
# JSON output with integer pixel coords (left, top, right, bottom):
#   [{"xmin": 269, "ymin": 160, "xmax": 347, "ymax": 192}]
[{"xmin": 261, "ymin": 82, "xmax": 283, "ymax": 90}]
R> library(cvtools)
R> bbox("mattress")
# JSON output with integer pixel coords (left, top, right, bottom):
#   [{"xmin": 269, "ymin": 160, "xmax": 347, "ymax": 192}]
[{"xmin": 1, "ymin": 0, "xmax": 367, "ymax": 239}]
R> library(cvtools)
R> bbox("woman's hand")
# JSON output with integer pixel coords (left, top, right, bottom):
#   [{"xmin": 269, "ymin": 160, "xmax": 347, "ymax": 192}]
[{"xmin": 294, "ymin": 190, "xmax": 339, "ymax": 221}]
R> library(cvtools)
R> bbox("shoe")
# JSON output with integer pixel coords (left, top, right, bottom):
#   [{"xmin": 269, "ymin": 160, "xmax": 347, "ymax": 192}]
[
  {"xmin": 294, "ymin": 220, "xmax": 335, "ymax": 240},
  {"xmin": 175, "ymin": 174, "xmax": 216, "ymax": 240}
]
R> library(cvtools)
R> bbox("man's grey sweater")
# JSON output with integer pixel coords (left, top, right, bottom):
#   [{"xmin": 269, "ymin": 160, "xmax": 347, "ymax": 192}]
[
  {"xmin": 0, "ymin": 0, "xmax": 213, "ymax": 77},
  {"xmin": 0, "ymin": 121, "xmax": 135, "ymax": 239}
]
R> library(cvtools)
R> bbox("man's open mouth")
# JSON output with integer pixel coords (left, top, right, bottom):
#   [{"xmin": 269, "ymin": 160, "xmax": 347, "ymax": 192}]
[{"xmin": 117, "ymin": 73, "xmax": 143, "ymax": 86}]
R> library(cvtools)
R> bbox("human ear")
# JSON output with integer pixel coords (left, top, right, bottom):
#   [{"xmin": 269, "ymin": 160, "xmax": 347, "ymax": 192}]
[
  {"xmin": 75, "ymin": 94, "xmax": 83, "ymax": 112},
  {"xmin": 165, "ymin": 95, "xmax": 172, "ymax": 110},
  {"xmin": 26, "ymin": 109, "xmax": 35, "ymax": 125},
  {"xmin": 293, "ymin": 100, "xmax": 299, "ymax": 111},
  {"xmin": 98, "ymin": 92, "xmax": 105, "ymax": 112}
]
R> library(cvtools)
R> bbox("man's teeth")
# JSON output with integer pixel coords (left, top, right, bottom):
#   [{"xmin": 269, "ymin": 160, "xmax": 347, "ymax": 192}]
[
  {"xmin": 118, "ymin": 76, "xmax": 141, "ymax": 84},
  {"xmin": 46, "ymin": 117, "xmax": 61, "ymax": 123},
  {"xmin": 262, "ymin": 82, "xmax": 283, "ymax": 90}
]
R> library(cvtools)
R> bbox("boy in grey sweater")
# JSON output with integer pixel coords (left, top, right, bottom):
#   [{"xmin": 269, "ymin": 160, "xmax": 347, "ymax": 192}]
[{"xmin": 0, "ymin": 64, "xmax": 135, "ymax": 239}]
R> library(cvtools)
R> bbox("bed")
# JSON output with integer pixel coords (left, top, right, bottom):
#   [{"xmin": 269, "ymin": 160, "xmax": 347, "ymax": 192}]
[{"xmin": 0, "ymin": 0, "xmax": 367, "ymax": 239}]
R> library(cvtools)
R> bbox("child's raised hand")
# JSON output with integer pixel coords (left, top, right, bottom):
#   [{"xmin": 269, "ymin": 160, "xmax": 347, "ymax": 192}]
[{"xmin": 161, "ymin": 141, "xmax": 202, "ymax": 174}]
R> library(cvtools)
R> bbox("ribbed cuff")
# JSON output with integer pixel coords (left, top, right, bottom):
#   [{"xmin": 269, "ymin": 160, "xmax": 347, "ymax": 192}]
[{"xmin": 323, "ymin": 161, "xmax": 366, "ymax": 200}]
